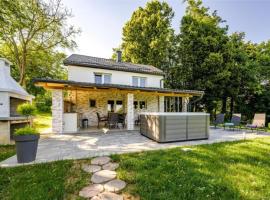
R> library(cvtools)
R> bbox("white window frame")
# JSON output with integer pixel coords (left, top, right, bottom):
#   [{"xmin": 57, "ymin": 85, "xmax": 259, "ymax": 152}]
[
  {"xmin": 132, "ymin": 76, "xmax": 147, "ymax": 87},
  {"xmin": 94, "ymin": 73, "xmax": 112, "ymax": 84}
]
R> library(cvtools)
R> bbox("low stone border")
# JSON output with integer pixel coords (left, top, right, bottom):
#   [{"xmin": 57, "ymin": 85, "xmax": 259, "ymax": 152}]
[{"xmin": 79, "ymin": 156, "xmax": 126, "ymax": 200}]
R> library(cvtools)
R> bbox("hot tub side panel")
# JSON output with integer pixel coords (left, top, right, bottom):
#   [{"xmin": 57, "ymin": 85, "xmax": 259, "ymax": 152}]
[
  {"xmin": 163, "ymin": 115, "xmax": 187, "ymax": 142},
  {"xmin": 140, "ymin": 114, "xmax": 162, "ymax": 142},
  {"xmin": 187, "ymin": 115, "xmax": 209, "ymax": 140}
]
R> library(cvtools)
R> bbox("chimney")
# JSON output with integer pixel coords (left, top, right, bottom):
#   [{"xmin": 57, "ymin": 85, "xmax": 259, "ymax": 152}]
[
  {"xmin": 116, "ymin": 50, "xmax": 122, "ymax": 62},
  {"xmin": 0, "ymin": 58, "xmax": 11, "ymax": 76}
]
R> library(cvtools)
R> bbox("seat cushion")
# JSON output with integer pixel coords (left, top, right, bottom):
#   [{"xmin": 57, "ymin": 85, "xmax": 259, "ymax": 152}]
[{"xmin": 224, "ymin": 123, "xmax": 234, "ymax": 126}]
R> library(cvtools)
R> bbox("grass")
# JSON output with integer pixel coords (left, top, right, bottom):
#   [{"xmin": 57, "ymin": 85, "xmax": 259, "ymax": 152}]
[
  {"xmin": 33, "ymin": 112, "xmax": 52, "ymax": 134},
  {"xmin": 0, "ymin": 145, "xmax": 16, "ymax": 162},
  {"xmin": 112, "ymin": 137, "xmax": 270, "ymax": 200},
  {"xmin": 1, "ymin": 138, "xmax": 270, "ymax": 199},
  {"xmin": 0, "ymin": 156, "xmax": 89, "ymax": 200}
]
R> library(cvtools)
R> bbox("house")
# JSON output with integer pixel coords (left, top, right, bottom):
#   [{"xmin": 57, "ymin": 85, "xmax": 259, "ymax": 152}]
[
  {"xmin": 34, "ymin": 51, "xmax": 203, "ymax": 133},
  {"xmin": 0, "ymin": 58, "xmax": 33, "ymax": 144}
]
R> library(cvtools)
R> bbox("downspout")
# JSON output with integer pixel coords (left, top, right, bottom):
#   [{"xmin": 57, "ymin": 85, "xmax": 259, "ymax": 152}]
[{"xmin": 187, "ymin": 93, "xmax": 204, "ymax": 112}]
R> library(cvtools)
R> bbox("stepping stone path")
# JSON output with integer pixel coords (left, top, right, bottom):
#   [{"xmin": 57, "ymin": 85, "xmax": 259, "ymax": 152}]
[{"xmin": 79, "ymin": 156, "xmax": 127, "ymax": 200}]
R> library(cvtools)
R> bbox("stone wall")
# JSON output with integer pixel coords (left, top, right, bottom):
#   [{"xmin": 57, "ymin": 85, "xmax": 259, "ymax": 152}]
[
  {"xmin": 52, "ymin": 90, "xmax": 64, "ymax": 133},
  {"xmin": 66, "ymin": 90, "xmax": 161, "ymax": 127}
]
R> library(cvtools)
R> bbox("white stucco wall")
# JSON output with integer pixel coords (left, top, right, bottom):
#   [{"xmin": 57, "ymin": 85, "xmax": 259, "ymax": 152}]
[
  {"xmin": 68, "ymin": 65, "xmax": 164, "ymax": 88},
  {"xmin": 0, "ymin": 92, "xmax": 9, "ymax": 118}
]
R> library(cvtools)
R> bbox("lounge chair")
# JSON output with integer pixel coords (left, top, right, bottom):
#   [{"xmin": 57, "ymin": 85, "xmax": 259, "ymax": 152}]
[
  {"xmin": 224, "ymin": 114, "xmax": 241, "ymax": 131},
  {"xmin": 246, "ymin": 113, "xmax": 266, "ymax": 132},
  {"xmin": 213, "ymin": 113, "xmax": 225, "ymax": 128}
]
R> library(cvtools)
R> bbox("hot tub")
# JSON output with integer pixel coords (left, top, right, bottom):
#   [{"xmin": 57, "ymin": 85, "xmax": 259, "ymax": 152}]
[{"xmin": 140, "ymin": 112, "xmax": 209, "ymax": 143}]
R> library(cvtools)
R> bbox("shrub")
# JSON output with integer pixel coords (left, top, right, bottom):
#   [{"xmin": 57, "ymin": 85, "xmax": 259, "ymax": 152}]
[
  {"xmin": 14, "ymin": 127, "xmax": 39, "ymax": 136},
  {"xmin": 35, "ymin": 92, "xmax": 52, "ymax": 112},
  {"xmin": 17, "ymin": 103, "xmax": 37, "ymax": 117}
]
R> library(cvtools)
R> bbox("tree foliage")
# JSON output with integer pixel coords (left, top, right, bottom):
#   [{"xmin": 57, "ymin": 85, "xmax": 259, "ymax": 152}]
[
  {"xmin": 118, "ymin": 0, "xmax": 174, "ymax": 70},
  {"xmin": 0, "ymin": 0, "xmax": 79, "ymax": 86}
]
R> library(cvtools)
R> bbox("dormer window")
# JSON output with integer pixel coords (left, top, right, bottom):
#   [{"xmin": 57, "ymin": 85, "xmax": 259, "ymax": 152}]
[
  {"xmin": 94, "ymin": 73, "xmax": 111, "ymax": 84},
  {"xmin": 132, "ymin": 76, "xmax": 147, "ymax": 87}
]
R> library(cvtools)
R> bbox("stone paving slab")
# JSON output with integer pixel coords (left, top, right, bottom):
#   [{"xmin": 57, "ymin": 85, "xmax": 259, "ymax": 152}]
[
  {"xmin": 92, "ymin": 192, "xmax": 123, "ymax": 200},
  {"xmin": 102, "ymin": 162, "xmax": 119, "ymax": 171},
  {"xmin": 91, "ymin": 170, "xmax": 117, "ymax": 184},
  {"xmin": 82, "ymin": 164, "xmax": 101, "ymax": 173},
  {"xmin": 1, "ymin": 128, "xmax": 269, "ymax": 167},
  {"xmin": 104, "ymin": 179, "xmax": 126, "ymax": 193},
  {"xmin": 79, "ymin": 184, "xmax": 104, "ymax": 198}
]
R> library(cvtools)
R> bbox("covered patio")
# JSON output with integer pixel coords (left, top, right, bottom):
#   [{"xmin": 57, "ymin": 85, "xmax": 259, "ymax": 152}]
[
  {"xmin": 34, "ymin": 79, "xmax": 203, "ymax": 134},
  {"xmin": 1, "ymin": 128, "xmax": 269, "ymax": 167}
]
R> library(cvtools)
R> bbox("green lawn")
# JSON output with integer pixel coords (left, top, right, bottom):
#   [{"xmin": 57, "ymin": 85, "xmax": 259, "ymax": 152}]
[
  {"xmin": 33, "ymin": 112, "xmax": 52, "ymax": 134},
  {"xmin": 1, "ymin": 138, "xmax": 270, "ymax": 200},
  {"xmin": 0, "ymin": 145, "xmax": 16, "ymax": 162},
  {"xmin": 113, "ymin": 137, "xmax": 270, "ymax": 200}
]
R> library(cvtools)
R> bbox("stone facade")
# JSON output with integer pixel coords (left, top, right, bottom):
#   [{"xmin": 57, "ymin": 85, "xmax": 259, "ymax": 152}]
[
  {"xmin": 52, "ymin": 90, "xmax": 64, "ymax": 133},
  {"xmin": 65, "ymin": 90, "xmax": 161, "ymax": 128},
  {"xmin": 126, "ymin": 93, "xmax": 134, "ymax": 130},
  {"xmin": 182, "ymin": 97, "xmax": 190, "ymax": 112}
]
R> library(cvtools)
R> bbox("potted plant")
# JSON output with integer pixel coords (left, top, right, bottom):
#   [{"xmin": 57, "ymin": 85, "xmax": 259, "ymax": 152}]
[{"xmin": 14, "ymin": 103, "xmax": 40, "ymax": 163}]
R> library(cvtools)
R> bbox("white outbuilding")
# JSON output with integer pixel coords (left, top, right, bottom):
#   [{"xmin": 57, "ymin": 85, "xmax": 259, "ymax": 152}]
[{"xmin": 0, "ymin": 58, "xmax": 34, "ymax": 144}]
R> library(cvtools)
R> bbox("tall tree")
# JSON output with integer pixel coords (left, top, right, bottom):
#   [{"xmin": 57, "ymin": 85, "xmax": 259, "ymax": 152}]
[
  {"xmin": 176, "ymin": 0, "xmax": 230, "ymax": 114},
  {"xmin": 0, "ymin": 0, "xmax": 79, "ymax": 86},
  {"xmin": 118, "ymin": 0, "xmax": 174, "ymax": 70}
]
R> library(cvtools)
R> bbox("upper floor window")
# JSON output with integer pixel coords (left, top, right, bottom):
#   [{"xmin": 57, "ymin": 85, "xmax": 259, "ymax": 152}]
[
  {"xmin": 94, "ymin": 73, "xmax": 111, "ymax": 84},
  {"xmin": 132, "ymin": 76, "xmax": 147, "ymax": 87}
]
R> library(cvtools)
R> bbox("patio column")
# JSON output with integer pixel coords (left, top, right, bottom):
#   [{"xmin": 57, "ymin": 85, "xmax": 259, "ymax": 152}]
[
  {"xmin": 182, "ymin": 97, "xmax": 189, "ymax": 112},
  {"xmin": 52, "ymin": 89, "xmax": 64, "ymax": 133},
  {"xmin": 126, "ymin": 93, "xmax": 134, "ymax": 130},
  {"xmin": 159, "ymin": 96, "xmax": 164, "ymax": 112}
]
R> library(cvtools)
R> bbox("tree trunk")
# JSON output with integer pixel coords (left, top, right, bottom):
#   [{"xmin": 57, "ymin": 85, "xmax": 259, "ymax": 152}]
[
  {"xmin": 221, "ymin": 96, "xmax": 227, "ymax": 114},
  {"xmin": 230, "ymin": 97, "xmax": 234, "ymax": 119}
]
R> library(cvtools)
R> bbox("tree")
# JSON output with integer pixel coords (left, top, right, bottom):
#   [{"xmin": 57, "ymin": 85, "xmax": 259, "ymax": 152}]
[
  {"xmin": 117, "ymin": 0, "xmax": 174, "ymax": 70},
  {"xmin": 176, "ymin": 0, "xmax": 230, "ymax": 115},
  {"xmin": 0, "ymin": 0, "xmax": 79, "ymax": 86}
]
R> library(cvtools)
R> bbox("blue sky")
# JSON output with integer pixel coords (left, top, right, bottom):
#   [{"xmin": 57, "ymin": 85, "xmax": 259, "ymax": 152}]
[{"xmin": 62, "ymin": 0, "xmax": 270, "ymax": 58}]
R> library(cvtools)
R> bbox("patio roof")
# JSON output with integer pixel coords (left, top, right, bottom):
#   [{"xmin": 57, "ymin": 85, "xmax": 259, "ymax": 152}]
[{"xmin": 33, "ymin": 78, "xmax": 204, "ymax": 96}]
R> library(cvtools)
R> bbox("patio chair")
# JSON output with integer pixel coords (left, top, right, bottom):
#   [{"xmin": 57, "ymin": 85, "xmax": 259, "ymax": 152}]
[
  {"xmin": 118, "ymin": 113, "xmax": 126, "ymax": 128},
  {"xmin": 224, "ymin": 113, "xmax": 241, "ymax": 131},
  {"xmin": 96, "ymin": 112, "xmax": 108, "ymax": 128},
  {"xmin": 107, "ymin": 112, "xmax": 119, "ymax": 129},
  {"xmin": 213, "ymin": 113, "xmax": 225, "ymax": 128},
  {"xmin": 246, "ymin": 113, "xmax": 266, "ymax": 132}
]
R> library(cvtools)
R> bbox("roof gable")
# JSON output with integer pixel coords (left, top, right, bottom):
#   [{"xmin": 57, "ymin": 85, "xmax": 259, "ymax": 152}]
[{"xmin": 63, "ymin": 54, "xmax": 164, "ymax": 76}]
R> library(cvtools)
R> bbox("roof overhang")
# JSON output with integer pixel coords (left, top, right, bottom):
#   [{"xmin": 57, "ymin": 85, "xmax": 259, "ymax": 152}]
[{"xmin": 33, "ymin": 78, "xmax": 204, "ymax": 97}]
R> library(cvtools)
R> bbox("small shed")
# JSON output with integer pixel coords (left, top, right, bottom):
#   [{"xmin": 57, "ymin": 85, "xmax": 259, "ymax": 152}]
[{"xmin": 0, "ymin": 58, "xmax": 34, "ymax": 144}]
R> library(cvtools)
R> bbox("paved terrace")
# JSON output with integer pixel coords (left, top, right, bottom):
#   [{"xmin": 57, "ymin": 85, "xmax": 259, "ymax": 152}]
[{"xmin": 1, "ymin": 128, "xmax": 269, "ymax": 167}]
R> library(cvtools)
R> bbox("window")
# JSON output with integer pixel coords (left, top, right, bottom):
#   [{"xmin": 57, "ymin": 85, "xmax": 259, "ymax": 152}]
[
  {"xmin": 95, "ymin": 74, "xmax": 102, "ymax": 84},
  {"xmin": 115, "ymin": 101, "xmax": 123, "ymax": 113},
  {"xmin": 164, "ymin": 97, "xmax": 182, "ymax": 112},
  {"xmin": 94, "ymin": 73, "xmax": 111, "ymax": 84},
  {"xmin": 132, "ymin": 76, "xmax": 147, "ymax": 87},
  {"xmin": 139, "ymin": 101, "xmax": 146, "ymax": 109},
  {"xmin": 134, "ymin": 101, "xmax": 147, "ymax": 110},
  {"xmin": 104, "ymin": 74, "xmax": 111, "ymax": 84},
  {"xmin": 140, "ymin": 77, "xmax": 146, "ymax": 87},
  {"xmin": 89, "ymin": 99, "xmax": 96, "ymax": 107},
  {"xmin": 132, "ymin": 77, "xmax": 139, "ymax": 87},
  {"xmin": 133, "ymin": 101, "xmax": 138, "ymax": 109},
  {"xmin": 107, "ymin": 100, "xmax": 114, "ymax": 112}
]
